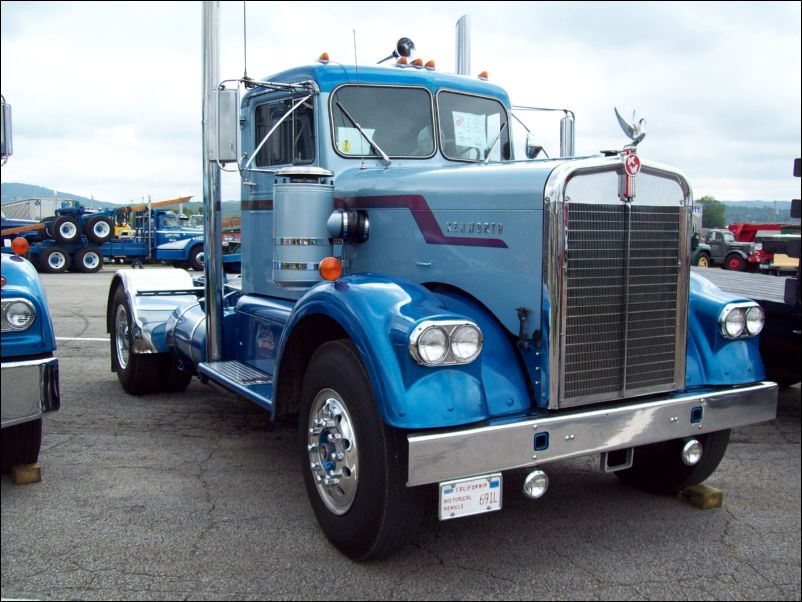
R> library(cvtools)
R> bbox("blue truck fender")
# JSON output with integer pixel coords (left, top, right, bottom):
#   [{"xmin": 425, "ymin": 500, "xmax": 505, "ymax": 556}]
[
  {"xmin": 685, "ymin": 271, "xmax": 766, "ymax": 387},
  {"xmin": 275, "ymin": 274, "xmax": 531, "ymax": 430}
]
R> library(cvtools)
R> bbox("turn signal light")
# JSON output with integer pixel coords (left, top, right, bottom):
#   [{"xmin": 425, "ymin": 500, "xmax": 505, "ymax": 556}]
[
  {"xmin": 319, "ymin": 257, "xmax": 343, "ymax": 281},
  {"xmin": 11, "ymin": 237, "xmax": 30, "ymax": 256}
]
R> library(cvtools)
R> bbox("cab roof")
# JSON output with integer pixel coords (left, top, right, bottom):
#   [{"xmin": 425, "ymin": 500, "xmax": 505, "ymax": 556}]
[{"xmin": 243, "ymin": 63, "xmax": 511, "ymax": 106}]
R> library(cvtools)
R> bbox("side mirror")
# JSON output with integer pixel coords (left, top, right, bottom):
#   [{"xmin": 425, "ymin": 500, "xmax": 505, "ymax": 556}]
[
  {"xmin": 525, "ymin": 133, "xmax": 543, "ymax": 159},
  {"xmin": 207, "ymin": 88, "xmax": 240, "ymax": 164},
  {"xmin": 1, "ymin": 96, "xmax": 12, "ymax": 164}
]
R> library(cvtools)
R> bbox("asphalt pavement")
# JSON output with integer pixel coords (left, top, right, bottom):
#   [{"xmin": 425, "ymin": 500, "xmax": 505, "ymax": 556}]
[{"xmin": 2, "ymin": 266, "xmax": 800, "ymax": 600}]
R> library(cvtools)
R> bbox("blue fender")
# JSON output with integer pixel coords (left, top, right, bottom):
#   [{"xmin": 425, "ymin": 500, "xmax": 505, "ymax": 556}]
[
  {"xmin": 276, "ymin": 274, "xmax": 531, "ymax": 429},
  {"xmin": 685, "ymin": 272, "xmax": 766, "ymax": 387}
]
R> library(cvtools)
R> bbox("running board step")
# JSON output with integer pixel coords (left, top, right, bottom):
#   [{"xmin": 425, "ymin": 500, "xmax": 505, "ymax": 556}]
[{"xmin": 197, "ymin": 361, "xmax": 274, "ymax": 411}]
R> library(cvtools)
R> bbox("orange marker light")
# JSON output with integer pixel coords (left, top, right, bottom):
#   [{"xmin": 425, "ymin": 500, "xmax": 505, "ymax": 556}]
[
  {"xmin": 396, "ymin": 57, "xmax": 408, "ymax": 66},
  {"xmin": 11, "ymin": 237, "xmax": 30, "ymax": 256},
  {"xmin": 1, "ymin": 276, "xmax": 6, "ymax": 288},
  {"xmin": 318, "ymin": 52, "xmax": 330, "ymax": 63},
  {"xmin": 319, "ymin": 257, "xmax": 343, "ymax": 281},
  {"xmin": 478, "ymin": 70, "xmax": 489, "ymax": 80},
  {"xmin": 425, "ymin": 60, "xmax": 436, "ymax": 70},
  {"xmin": 411, "ymin": 58, "xmax": 424, "ymax": 68}
]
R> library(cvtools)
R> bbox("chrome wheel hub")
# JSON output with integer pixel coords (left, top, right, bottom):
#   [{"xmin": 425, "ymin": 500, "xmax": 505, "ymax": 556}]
[
  {"xmin": 307, "ymin": 389, "xmax": 358, "ymax": 515},
  {"xmin": 115, "ymin": 304, "xmax": 130, "ymax": 369}
]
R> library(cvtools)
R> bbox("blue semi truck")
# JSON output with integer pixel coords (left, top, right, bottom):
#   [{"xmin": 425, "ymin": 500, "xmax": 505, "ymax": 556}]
[{"xmin": 105, "ymin": 5, "xmax": 778, "ymax": 560}]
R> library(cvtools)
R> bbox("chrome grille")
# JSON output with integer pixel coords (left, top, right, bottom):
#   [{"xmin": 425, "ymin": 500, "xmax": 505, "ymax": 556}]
[{"xmin": 563, "ymin": 203, "xmax": 680, "ymax": 404}]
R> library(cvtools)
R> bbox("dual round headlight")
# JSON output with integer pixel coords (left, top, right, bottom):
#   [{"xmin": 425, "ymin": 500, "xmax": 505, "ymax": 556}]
[
  {"xmin": 2, "ymin": 299, "xmax": 36, "ymax": 331},
  {"xmin": 409, "ymin": 321, "xmax": 483, "ymax": 366},
  {"xmin": 719, "ymin": 303, "xmax": 764, "ymax": 339}
]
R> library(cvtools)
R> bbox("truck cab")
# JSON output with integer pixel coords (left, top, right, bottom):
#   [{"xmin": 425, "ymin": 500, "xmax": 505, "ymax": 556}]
[{"xmin": 106, "ymin": 50, "xmax": 777, "ymax": 560}]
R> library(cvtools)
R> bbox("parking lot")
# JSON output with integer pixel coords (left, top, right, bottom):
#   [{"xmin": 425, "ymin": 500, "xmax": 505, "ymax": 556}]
[{"xmin": 2, "ymin": 267, "xmax": 801, "ymax": 601}]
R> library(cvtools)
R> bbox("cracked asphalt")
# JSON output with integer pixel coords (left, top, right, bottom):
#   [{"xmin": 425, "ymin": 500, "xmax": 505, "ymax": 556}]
[{"xmin": 2, "ymin": 267, "xmax": 800, "ymax": 600}]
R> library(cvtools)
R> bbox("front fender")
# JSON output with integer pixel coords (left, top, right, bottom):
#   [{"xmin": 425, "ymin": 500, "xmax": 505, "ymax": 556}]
[
  {"xmin": 277, "ymin": 274, "xmax": 531, "ymax": 429},
  {"xmin": 685, "ymin": 272, "xmax": 766, "ymax": 386}
]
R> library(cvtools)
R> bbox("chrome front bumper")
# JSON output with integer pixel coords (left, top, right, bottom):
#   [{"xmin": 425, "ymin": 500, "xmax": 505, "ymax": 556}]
[
  {"xmin": 1, "ymin": 356, "xmax": 60, "ymax": 428},
  {"xmin": 407, "ymin": 381, "xmax": 778, "ymax": 486}
]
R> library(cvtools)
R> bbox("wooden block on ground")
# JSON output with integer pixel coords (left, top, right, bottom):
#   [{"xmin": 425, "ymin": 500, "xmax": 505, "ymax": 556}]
[
  {"xmin": 11, "ymin": 463, "xmax": 42, "ymax": 485},
  {"xmin": 680, "ymin": 484, "xmax": 723, "ymax": 509}
]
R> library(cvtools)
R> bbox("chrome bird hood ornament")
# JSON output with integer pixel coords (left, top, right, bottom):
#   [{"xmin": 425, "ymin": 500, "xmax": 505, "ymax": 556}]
[{"xmin": 614, "ymin": 107, "xmax": 647, "ymax": 146}]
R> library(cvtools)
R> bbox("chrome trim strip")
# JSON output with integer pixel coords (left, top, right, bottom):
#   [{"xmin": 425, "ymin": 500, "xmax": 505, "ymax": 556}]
[
  {"xmin": 1, "ymin": 356, "xmax": 60, "ymax": 428},
  {"xmin": 272, "ymin": 261, "xmax": 320, "ymax": 271},
  {"xmin": 407, "ymin": 381, "xmax": 777, "ymax": 486},
  {"xmin": 272, "ymin": 237, "xmax": 331, "ymax": 246},
  {"xmin": 542, "ymin": 157, "xmax": 692, "ymax": 409}
]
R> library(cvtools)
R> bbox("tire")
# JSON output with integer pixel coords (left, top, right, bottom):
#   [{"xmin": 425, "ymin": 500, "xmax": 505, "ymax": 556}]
[
  {"xmin": 158, "ymin": 355, "xmax": 193, "ymax": 392},
  {"xmin": 1, "ymin": 419, "xmax": 42, "ymax": 473},
  {"xmin": 188, "ymin": 245, "xmax": 204, "ymax": 272},
  {"xmin": 74, "ymin": 247, "xmax": 103, "ymax": 273},
  {"xmin": 51, "ymin": 215, "xmax": 81, "ymax": 244},
  {"xmin": 300, "ymin": 340, "xmax": 425, "ymax": 560},
  {"xmin": 696, "ymin": 252, "xmax": 711, "ymax": 268},
  {"xmin": 725, "ymin": 254, "xmax": 746, "ymax": 271},
  {"xmin": 110, "ymin": 287, "xmax": 160, "ymax": 395},
  {"xmin": 39, "ymin": 246, "xmax": 70, "ymax": 273},
  {"xmin": 85, "ymin": 216, "xmax": 114, "ymax": 243},
  {"xmin": 615, "ymin": 429, "xmax": 731, "ymax": 495}
]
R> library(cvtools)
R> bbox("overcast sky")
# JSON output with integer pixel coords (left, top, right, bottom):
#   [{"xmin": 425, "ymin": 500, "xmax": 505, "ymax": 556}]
[{"xmin": 1, "ymin": 1, "xmax": 800, "ymax": 204}]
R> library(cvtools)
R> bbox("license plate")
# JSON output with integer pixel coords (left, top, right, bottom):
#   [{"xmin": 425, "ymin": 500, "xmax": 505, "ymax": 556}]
[{"xmin": 438, "ymin": 473, "xmax": 502, "ymax": 521}]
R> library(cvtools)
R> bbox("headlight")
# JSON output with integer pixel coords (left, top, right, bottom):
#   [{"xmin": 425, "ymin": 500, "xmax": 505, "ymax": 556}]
[
  {"xmin": 451, "ymin": 324, "xmax": 482, "ymax": 362},
  {"xmin": 745, "ymin": 306, "xmax": 765, "ymax": 336},
  {"xmin": 417, "ymin": 326, "xmax": 448, "ymax": 365},
  {"xmin": 409, "ymin": 320, "xmax": 483, "ymax": 366},
  {"xmin": 719, "ymin": 303, "xmax": 763, "ymax": 339},
  {"xmin": 2, "ymin": 298, "xmax": 36, "ymax": 332}
]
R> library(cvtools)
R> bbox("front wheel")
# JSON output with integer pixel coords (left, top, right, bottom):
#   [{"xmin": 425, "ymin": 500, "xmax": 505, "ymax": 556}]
[
  {"xmin": 725, "ymin": 254, "xmax": 746, "ymax": 271},
  {"xmin": 110, "ymin": 287, "xmax": 160, "ymax": 395},
  {"xmin": 188, "ymin": 245, "xmax": 204, "ymax": 271},
  {"xmin": 1, "ymin": 419, "xmax": 42, "ymax": 473},
  {"xmin": 696, "ymin": 252, "xmax": 711, "ymax": 268},
  {"xmin": 300, "ymin": 340, "xmax": 425, "ymax": 560},
  {"xmin": 615, "ymin": 429, "xmax": 731, "ymax": 495}
]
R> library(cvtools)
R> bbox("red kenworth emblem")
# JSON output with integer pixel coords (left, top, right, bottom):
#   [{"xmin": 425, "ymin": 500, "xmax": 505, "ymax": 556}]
[{"xmin": 624, "ymin": 153, "xmax": 641, "ymax": 177}]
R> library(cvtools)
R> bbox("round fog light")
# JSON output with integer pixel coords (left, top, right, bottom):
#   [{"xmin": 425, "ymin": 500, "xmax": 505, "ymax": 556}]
[
  {"xmin": 523, "ymin": 469, "xmax": 549, "ymax": 499},
  {"xmin": 681, "ymin": 439, "xmax": 703, "ymax": 466}
]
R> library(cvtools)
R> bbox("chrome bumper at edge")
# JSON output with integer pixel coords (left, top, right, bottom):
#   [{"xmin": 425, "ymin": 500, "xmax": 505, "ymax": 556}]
[
  {"xmin": 407, "ymin": 381, "xmax": 778, "ymax": 486},
  {"xmin": 1, "ymin": 356, "xmax": 60, "ymax": 428}
]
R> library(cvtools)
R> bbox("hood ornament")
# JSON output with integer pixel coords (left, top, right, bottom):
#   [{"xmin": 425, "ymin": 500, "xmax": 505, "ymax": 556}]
[{"xmin": 614, "ymin": 107, "xmax": 647, "ymax": 147}]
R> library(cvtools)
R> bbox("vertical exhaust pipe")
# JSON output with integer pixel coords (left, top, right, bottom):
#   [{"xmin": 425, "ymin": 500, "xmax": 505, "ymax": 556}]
[
  {"xmin": 455, "ymin": 15, "xmax": 471, "ymax": 75},
  {"xmin": 202, "ymin": 1, "xmax": 224, "ymax": 361}
]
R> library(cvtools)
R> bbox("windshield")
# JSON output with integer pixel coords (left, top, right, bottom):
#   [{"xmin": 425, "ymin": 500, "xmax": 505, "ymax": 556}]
[
  {"xmin": 438, "ymin": 91, "xmax": 510, "ymax": 162},
  {"xmin": 330, "ymin": 85, "xmax": 434, "ymax": 158},
  {"xmin": 722, "ymin": 231, "xmax": 735, "ymax": 242}
]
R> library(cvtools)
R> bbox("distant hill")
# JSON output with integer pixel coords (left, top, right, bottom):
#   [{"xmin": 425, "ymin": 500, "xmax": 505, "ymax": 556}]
[
  {"xmin": 1, "ymin": 182, "xmax": 117, "ymax": 209},
  {"xmin": 1, "ymin": 182, "xmax": 240, "ymax": 217},
  {"xmin": 722, "ymin": 201, "xmax": 793, "ymax": 225}
]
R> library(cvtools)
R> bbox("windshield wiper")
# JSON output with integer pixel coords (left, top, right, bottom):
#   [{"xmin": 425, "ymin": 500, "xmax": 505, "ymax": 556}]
[
  {"xmin": 336, "ymin": 101, "xmax": 391, "ymax": 166},
  {"xmin": 483, "ymin": 121, "xmax": 508, "ymax": 163}
]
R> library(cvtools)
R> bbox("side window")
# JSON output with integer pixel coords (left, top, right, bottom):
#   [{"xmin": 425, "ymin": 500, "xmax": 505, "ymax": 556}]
[
  {"xmin": 254, "ymin": 98, "xmax": 315, "ymax": 167},
  {"xmin": 437, "ymin": 91, "xmax": 510, "ymax": 162},
  {"xmin": 330, "ymin": 86, "xmax": 434, "ymax": 158}
]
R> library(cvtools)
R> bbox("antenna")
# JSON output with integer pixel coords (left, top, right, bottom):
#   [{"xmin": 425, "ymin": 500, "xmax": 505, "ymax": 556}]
[{"xmin": 242, "ymin": 1, "xmax": 249, "ymax": 82}]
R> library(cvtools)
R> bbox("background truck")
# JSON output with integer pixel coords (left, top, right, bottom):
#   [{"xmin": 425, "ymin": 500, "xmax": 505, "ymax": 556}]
[
  {"xmin": 702, "ymin": 228, "xmax": 756, "ymax": 270},
  {"xmin": 105, "ymin": 4, "xmax": 777, "ymax": 560},
  {"xmin": 1, "ymin": 197, "xmax": 208, "ymax": 273},
  {"xmin": 728, "ymin": 222, "xmax": 801, "ymax": 275}
]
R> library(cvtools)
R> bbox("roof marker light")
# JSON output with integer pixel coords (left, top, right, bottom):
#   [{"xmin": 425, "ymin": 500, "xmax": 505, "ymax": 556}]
[
  {"xmin": 411, "ymin": 58, "xmax": 424, "ymax": 68},
  {"xmin": 318, "ymin": 52, "xmax": 330, "ymax": 63},
  {"xmin": 478, "ymin": 71, "xmax": 489, "ymax": 80},
  {"xmin": 425, "ymin": 60, "xmax": 436, "ymax": 70},
  {"xmin": 395, "ymin": 57, "xmax": 409, "ymax": 66}
]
